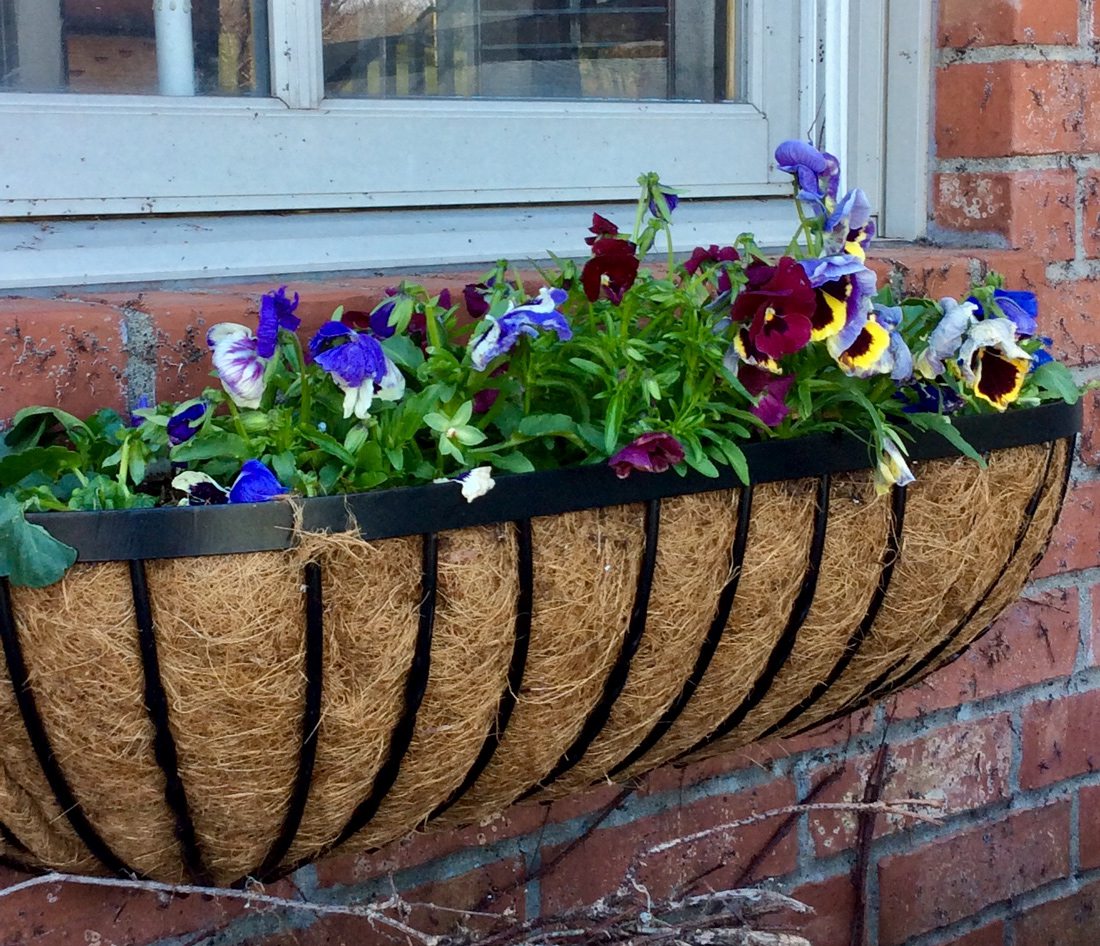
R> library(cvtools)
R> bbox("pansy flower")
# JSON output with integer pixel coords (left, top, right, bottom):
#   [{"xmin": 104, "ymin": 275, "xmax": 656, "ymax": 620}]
[
  {"xmin": 685, "ymin": 244, "xmax": 740, "ymax": 296},
  {"xmin": 968, "ymin": 288, "xmax": 1038, "ymax": 337},
  {"xmin": 898, "ymin": 382, "xmax": 964, "ymax": 415},
  {"xmin": 873, "ymin": 439, "xmax": 916, "ymax": 496},
  {"xmin": 914, "ymin": 298, "xmax": 978, "ymax": 379},
  {"xmin": 799, "ymin": 254, "xmax": 876, "ymax": 346},
  {"xmin": 309, "ymin": 322, "xmax": 405, "ymax": 419},
  {"xmin": 434, "ymin": 466, "xmax": 496, "ymax": 503},
  {"xmin": 647, "ymin": 186, "xmax": 679, "ymax": 221},
  {"xmin": 172, "ymin": 459, "xmax": 288, "ymax": 507},
  {"xmin": 582, "ymin": 237, "xmax": 640, "ymax": 304},
  {"xmin": 463, "ymin": 278, "xmax": 496, "ymax": 318},
  {"xmin": 825, "ymin": 189, "xmax": 876, "ymax": 261},
  {"xmin": 469, "ymin": 288, "xmax": 572, "ymax": 371},
  {"xmin": 775, "ymin": 140, "xmax": 840, "ymax": 216},
  {"xmin": 739, "ymin": 363, "xmax": 795, "ymax": 427},
  {"xmin": 128, "ymin": 393, "xmax": 152, "ymax": 428},
  {"xmin": 207, "ymin": 323, "xmax": 268, "ymax": 409},
  {"xmin": 256, "ymin": 286, "xmax": 301, "ymax": 359},
  {"xmin": 828, "ymin": 308, "xmax": 892, "ymax": 378},
  {"xmin": 731, "ymin": 257, "xmax": 817, "ymax": 362},
  {"xmin": 367, "ymin": 288, "xmax": 400, "ymax": 338},
  {"xmin": 167, "ymin": 401, "xmax": 207, "ymax": 446},
  {"xmin": 609, "ymin": 432, "xmax": 685, "ymax": 478},
  {"xmin": 956, "ymin": 318, "xmax": 1032, "ymax": 410},
  {"xmin": 585, "ymin": 213, "xmax": 620, "ymax": 246}
]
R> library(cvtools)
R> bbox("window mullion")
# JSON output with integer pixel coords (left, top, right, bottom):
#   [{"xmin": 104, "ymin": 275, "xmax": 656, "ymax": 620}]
[{"xmin": 269, "ymin": 0, "xmax": 323, "ymax": 108}]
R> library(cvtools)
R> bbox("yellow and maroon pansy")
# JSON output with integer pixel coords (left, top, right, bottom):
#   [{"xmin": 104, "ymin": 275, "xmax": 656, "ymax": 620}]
[{"xmin": 956, "ymin": 318, "xmax": 1031, "ymax": 411}]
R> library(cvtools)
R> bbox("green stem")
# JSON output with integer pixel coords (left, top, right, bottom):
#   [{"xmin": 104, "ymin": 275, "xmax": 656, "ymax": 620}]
[
  {"xmin": 225, "ymin": 398, "xmax": 255, "ymax": 452},
  {"xmin": 116, "ymin": 438, "xmax": 130, "ymax": 493},
  {"xmin": 288, "ymin": 332, "xmax": 312, "ymax": 427}
]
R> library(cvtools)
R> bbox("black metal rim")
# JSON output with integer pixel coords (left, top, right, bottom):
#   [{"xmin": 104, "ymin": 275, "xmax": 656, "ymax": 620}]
[{"xmin": 27, "ymin": 402, "xmax": 1082, "ymax": 563}]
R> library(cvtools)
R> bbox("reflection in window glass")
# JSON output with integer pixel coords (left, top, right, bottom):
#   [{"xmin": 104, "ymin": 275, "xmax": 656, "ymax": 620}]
[
  {"xmin": 0, "ymin": 0, "xmax": 269, "ymax": 96},
  {"xmin": 322, "ymin": 0, "xmax": 741, "ymax": 102}
]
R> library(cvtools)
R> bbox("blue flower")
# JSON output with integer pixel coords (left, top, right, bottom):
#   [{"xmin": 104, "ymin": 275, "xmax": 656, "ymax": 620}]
[
  {"xmin": 256, "ymin": 286, "xmax": 301, "ymax": 359},
  {"xmin": 228, "ymin": 460, "xmax": 289, "ymax": 504},
  {"xmin": 167, "ymin": 401, "xmax": 207, "ymax": 446},
  {"xmin": 648, "ymin": 187, "xmax": 679, "ymax": 221},
  {"xmin": 129, "ymin": 393, "xmax": 152, "ymax": 427},
  {"xmin": 309, "ymin": 322, "xmax": 405, "ymax": 418},
  {"xmin": 469, "ymin": 288, "xmax": 572, "ymax": 371},
  {"xmin": 898, "ymin": 382, "xmax": 964, "ymax": 415},
  {"xmin": 969, "ymin": 289, "xmax": 1038, "ymax": 337}
]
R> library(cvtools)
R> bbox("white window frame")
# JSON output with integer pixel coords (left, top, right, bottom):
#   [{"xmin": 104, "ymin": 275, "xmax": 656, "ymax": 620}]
[{"xmin": 0, "ymin": 0, "xmax": 932, "ymax": 289}]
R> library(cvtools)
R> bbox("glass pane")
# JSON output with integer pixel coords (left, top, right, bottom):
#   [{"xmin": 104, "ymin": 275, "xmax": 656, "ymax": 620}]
[
  {"xmin": 321, "ymin": 0, "xmax": 743, "ymax": 101},
  {"xmin": 0, "ymin": 0, "xmax": 270, "ymax": 96}
]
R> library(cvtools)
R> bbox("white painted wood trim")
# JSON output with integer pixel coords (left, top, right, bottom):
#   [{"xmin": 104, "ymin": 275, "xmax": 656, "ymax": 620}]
[
  {"xmin": 269, "ymin": 0, "xmax": 324, "ymax": 109},
  {"xmin": 881, "ymin": 0, "xmax": 933, "ymax": 240}
]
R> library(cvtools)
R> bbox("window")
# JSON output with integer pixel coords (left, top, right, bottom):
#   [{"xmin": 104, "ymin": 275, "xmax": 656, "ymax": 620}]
[{"xmin": 0, "ymin": 0, "xmax": 933, "ymax": 289}]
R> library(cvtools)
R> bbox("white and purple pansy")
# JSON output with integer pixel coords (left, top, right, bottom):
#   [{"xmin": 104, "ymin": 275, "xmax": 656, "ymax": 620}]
[
  {"xmin": 914, "ymin": 298, "xmax": 978, "ymax": 379},
  {"xmin": 172, "ymin": 459, "xmax": 288, "ymax": 507},
  {"xmin": 207, "ymin": 322, "xmax": 268, "ymax": 409},
  {"xmin": 469, "ymin": 287, "xmax": 572, "ymax": 372},
  {"xmin": 434, "ymin": 466, "xmax": 496, "ymax": 503},
  {"xmin": 308, "ymin": 322, "xmax": 406, "ymax": 419},
  {"xmin": 256, "ymin": 286, "xmax": 301, "ymax": 359}
]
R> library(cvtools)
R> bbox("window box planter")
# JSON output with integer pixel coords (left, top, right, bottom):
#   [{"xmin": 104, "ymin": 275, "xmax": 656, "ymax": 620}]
[{"xmin": 0, "ymin": 400, "xmax": 1079, "ymax": 885}]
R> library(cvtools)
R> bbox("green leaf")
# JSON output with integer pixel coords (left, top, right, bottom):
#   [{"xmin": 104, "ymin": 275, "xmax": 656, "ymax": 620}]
[
  {"xmin": 381, "ymin": 334, "xmax": 425, "ymax": 370},
  {"xmin": 271, "ymin": 451, "xmax": 297, "ymax": 485},
  {"xmin": 171, "ymin": 431, "xmax": 252, "ymax": 463},
  {"xmin": 517, "ymin": 414, "xmax": 579, "ymax": 440},
  {"xmin": 423, "ymin": 412, "xmax": 451, "ymax": 432},
  {"xmin": 5, "ymin": 407, "xmax": 89, "ymax": 451},
  {"xmin": 302, "ymin": 427, "xmax": 356, "ymax": 466},
  {"xmin": 905, "ymin": 413, "xmax": 986, "ymax": 466},
  {"xmin": 0, "ymin": 446, "xmax": 82, "ymax": 489},
  {"xmin": 568, "ymin": 357, "xmax": 605, "ymax": 378},
  {"xmin": 344, "ymin": 425, "xmax": 370, "ymax": 456},
  {"xmin": 1031, "ymin": 361, "xmax": 1081, "ymax": 404},
  {"xmin": 453, "ymin": 426, "xmax": 487, "ymax": 446},
  {"xmin": 487, "ymin": 451, "xmax": 536, "ymax": 473},
  {"xmin": 0, "ymin": 495, "xmax": 77, "ymax": 587}
]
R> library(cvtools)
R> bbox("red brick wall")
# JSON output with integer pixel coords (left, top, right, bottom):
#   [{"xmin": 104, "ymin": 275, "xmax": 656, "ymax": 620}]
[{"xmin": 1, "ymin": 2, "xmax": 1099, "ymax": 944}]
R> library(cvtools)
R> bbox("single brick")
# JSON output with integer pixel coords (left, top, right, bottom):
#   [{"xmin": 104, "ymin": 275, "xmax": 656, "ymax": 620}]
[
  {"xmin": 787, "ymin": 874, "xmax": 857, "ymax": 946},
  {"xmin": 1020, "ymin": 687, "xmax": 1100, "ymax": 789},
  {"xmin": 870, "ymin": 248, "xmax": 972, "ymax": 300},
  {"xmin": 1013, "ymin": 879, "xmax": 1100, "ymax": 946},
  {"xmin": 539, "ymin": 779, "xmax": 798, "ymax": 914},
  {"xmin": 1078, "ymin": 783, "xmax": 1100, "ymax": 870},
  {"xmin": 939, "ymin": 0, "xmax": 1078, "ymax": 46},
  {"xmin": 945, "ymin": 923, "xmax": 1008, "ymax": 946},
  {"xmin": 933, "ymin": 171, "xmax": 1076, "ymax": 261},
  {"xmin": 1035, "ymin": 482, "xmax": 1100, "ymax": 579},
  {"xmin": 1080, "ymin": 389, "xmax": 1100, "ymax": 467},
  {"xmin": 877, "ymin": 802, "xmax": 1071, "ymax": 946},
  {"xmin": 809, "ymin": 715, "xmax": 1013, "ymax": 856},
  {"xmin": 937, "ymin": 62, "xmax": 1096, "ymax": 158},
  {"xmin": 891, "ymin": 588, "xmax": 1079, "ymax": 717},
  {"xmin": 0, "ymin": 297, "xmax": 126, "ymax": 423}
]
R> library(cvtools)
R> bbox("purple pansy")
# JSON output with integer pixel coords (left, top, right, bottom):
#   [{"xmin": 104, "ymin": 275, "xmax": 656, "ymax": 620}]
[
  {"xmin": 463, "ymin": 278, "xmax": 496, "ymax": 318},
  {"xmin": 799, "ymin": 254, "xmax": 876, "ymax": 348},
  {"xmin": 368, "ymin": 288, "xmax": 401, "ymax": 338},
  {"xmin": 207, "ymin": 323, "xmax": 268, "ymax": 409},
  {"xmin": 167, "ymin": 401, "xmax": 207, "ymax": 446},
  {"xmin": 309, "ymin": 322, "xmax": 405, "ymax": 419},
  {"xmin": 256, "ymin": 286, "xmax": 301, "ymax": 359},
  {"xmin": 469, "ymin": 288, "xmax": 572, "ymax": 371},
  {"xmin": 129, "ymin": 393, "xmax": 152, "ymax": 427},
  {"xmin": 228, "ymin": 460, "xmax": 289, "ymax": 504},
  {"xmin": 775, "ymin": 140, "xmax": 840, "ymax": 214},
  {"xmin": 609, "ymin": 432, "xmax": 685, "ymax": 479},
  {"xmin": 648, "ymin": 187, "xmax": 679, "ymax": 220},
  {"xmin": 825, "ymin": 188, "xmax": 876, "ymax": 260}
]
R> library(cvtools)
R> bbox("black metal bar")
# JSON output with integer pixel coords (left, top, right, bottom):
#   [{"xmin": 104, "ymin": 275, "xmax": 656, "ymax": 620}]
[
  {"xmin": 327, "ymin": 533, "xmax": 437, "ymax": 851},
  {"xmin": 28, "ymin": 401, "xmax": 1081, "ymax": 563},
  {"xmin": 680, "ymin": 475, "xmax": 831, "ymax": 758},
  {"xmin": 253, "ymin": 562, "xmax": 325, "ymax": 882},
  {"xmin": 609, "ymin": 485, "xmax": 754, "ymax": 777},
  {"xmin": 427, "ymin": 520, "xmax": 534, "ymax": 822},
  {"xmin": 0, "ymin": 578, "xmax": 138, "ymax": 877},
  {"xmin": 518, "ymin": 499, "xmax": 661, "ymax": 799},
  {"xmin": 130, "ymin": 560, "xmax": 209, "ymax": 885},
  {"xmin": 758, "ymin": 484, "xmax": 907, "ymax": 740}
]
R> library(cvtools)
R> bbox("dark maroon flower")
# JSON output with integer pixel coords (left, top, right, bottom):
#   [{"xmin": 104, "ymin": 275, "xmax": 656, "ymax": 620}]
[
  {"xmin": 472, "ymin": 364, "xmax": 507, "ymax": 413},
  {"xmin": 684, "ymin": 244, "xmax": 740, "ymax": 275},
  {"xmin": 581, "ymin": 237, "xmax": 640, "ymax": 305},
  {"xmin": 749, "ymin": 372, "xmax": 795, "ymax": 427},
  {"xmin": 731, "ymin": 257, "xmax": 816, "ymax": 361},
  {"xmin": 340, "ymin": 309, "xmax": 373, "ymax": 331},
  {"xmin": 438, "ymin": 288, "xmax": 452, "ymax": 310},
  {"xmin": 463, "ymin": 281, "xmax": 493, "ymax": 317},
  {"xmin": 609, "ymin": 432, "xmax": 685, "ymax": 479},
  {"xmin": 585, "ymin": 213, "xmax": 620, "ymax": 246}
]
